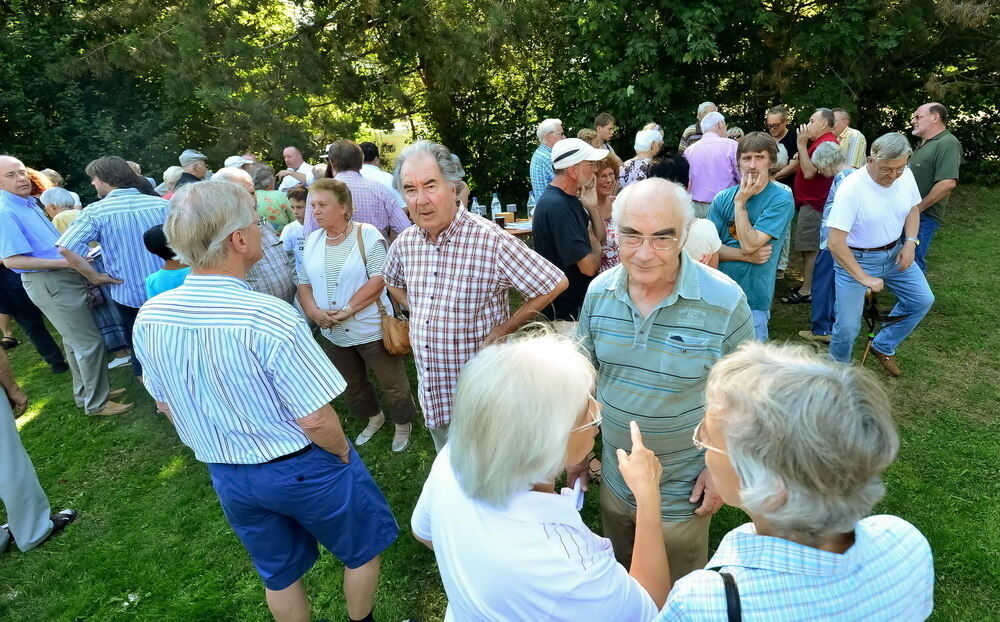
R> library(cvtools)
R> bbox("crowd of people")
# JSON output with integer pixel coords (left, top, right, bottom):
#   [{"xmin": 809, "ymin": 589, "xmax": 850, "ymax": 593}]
[{"xmin": 0, "ymin": 98, "xmax": 958, "ymax": 621}]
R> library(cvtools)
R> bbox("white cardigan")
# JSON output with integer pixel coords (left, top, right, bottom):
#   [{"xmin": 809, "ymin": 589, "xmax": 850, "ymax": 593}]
[{"xmin": 300, "ymin": 222, "xmax": 391, "ymax": 345}]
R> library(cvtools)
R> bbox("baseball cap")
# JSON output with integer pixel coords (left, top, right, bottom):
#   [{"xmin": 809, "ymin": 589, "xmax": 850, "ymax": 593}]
[
  {"xmin": 223, "ymin": 155, "xmax": 253, "ymax": 168},
  {"xmin": 634, "ymin": 129, "xmax": 664, "ymax": 152},
  {"xmin": 178, "ymin": 149, "xmax": 208, "ymax": 167},
  {"xmin": 550, "ymin": 138, "xmax": 609, "ymax": 169}
]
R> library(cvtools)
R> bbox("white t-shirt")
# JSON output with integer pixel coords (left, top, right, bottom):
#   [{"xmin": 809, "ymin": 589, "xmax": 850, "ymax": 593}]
[
  {"xmin": 826, "ymin": 167, "xmax": 921, "ymax": 248},
  {"xmin": 279, "ymin": 220, "xmax": 303, "ymax": 255},
  {"xmin": 412, "ymin": 446, "xmax": 657, "ymax": 622},
  {"xmin": 684, "ymin": 218, "xmax": 723, "ymax": 263},
  {"xmin": 277, "ymin": 161, "xmax": 315, "ymax": 192}
]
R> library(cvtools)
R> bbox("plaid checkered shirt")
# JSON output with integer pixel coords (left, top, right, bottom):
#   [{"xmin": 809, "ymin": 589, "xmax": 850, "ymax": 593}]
[
  {"xmin": 383, "ymin": 209, "xmax": 564, "ymax": 428},
  {"xmin": 245, "ymin": 222, "xmax": 296, "ymax": 303},
  {"xmin": 303, "ymin": 170, "xmax": 411, "ymax": 240}
]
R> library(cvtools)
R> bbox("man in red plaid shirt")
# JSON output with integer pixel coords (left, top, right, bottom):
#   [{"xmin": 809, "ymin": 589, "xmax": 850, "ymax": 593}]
[{"xmin": 384, "ymin": 141, "xmax": 567, "ymax": 451}]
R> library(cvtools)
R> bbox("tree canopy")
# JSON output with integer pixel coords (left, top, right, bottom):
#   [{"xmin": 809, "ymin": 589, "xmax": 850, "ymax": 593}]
[{"xmin": 2, "ymin": 0, "xmax": 997, "ymax": 202}]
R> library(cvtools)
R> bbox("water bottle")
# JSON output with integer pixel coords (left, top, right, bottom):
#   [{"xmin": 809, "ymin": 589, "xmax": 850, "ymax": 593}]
[
  {"xmin": 527, "ymin": 191, "xmax": 537, "ymax": 218},
  {"xmin": 490, "ymin": 193, "xmax": 501, "ymax": 219},
  {"xmin": 470, "ymin": 196, "xmax": 482, "ymax": 216}
]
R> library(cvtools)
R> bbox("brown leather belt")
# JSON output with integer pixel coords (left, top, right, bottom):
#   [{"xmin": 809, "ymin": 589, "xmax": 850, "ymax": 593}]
[{"xmin": 849, "ymin": 242, "xmax": 897, "ymax": 252}]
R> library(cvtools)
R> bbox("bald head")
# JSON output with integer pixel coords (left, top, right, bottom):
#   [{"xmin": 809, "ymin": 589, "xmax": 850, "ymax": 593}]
[
  {"xmin": 0, "ymin": 156, "xmax": 32, "ymax": 198},
  {"xmin": 283, "ymin": 146, "xmax": 304, "ymax": 169},
  {"xmin": 213, "ymin": 167, "xmax": 255, "ymax": 196},
  {"xmin": 613, "ymin": 178, "xmax": 695, "ymax": 286},
  {"xmin": 613, "ymin": 177, "xmax": 694, "ymax": 236}
]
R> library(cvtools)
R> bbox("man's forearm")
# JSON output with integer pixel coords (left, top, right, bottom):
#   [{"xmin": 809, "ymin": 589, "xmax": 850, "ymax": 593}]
[
  {"xmin": 733, "ymin": 203, "xmax": 767, "ymax": 253},
  {"xmin": 3, "ymin": 255, "xmax": 69, "ymax": 271},
  {"xmin": 775, "ymin": 160, "xmax": 798, "ymax": 180},
  {"xmin": 296, "ymin": 404, "xmax": 350, "ymax": 458},
  {"xmin": 798, "ymin": 144, "xmax": 818, "ymax": 178},
  {"xmin": 58, "ymin": 247, "xmax": 103, "ymax": 282},
  {"xmin": 386, "ymin": 285, "xmax": 409, "ymax": 312},
  {"xmin": 718, "ymin": 245, "xmax": 751, "ymax": 263},
  {"xmin": 916, "ymin": 179, "xmax": 957, "ymax": 212},
  {"xmin": 504, "ymin": 277, "xmax": 568, "ymax": 331},
  {"xmin": 829, "ymin": 237, "xmax": 870, "ymax": 283},
  {"xmin": 903, "ymin": 207, "xmax": 920, "ymax": 239}
]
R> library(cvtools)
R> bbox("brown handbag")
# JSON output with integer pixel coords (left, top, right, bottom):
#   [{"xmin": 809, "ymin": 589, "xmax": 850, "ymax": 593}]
[{"xmin": 356, "ymin": 225, "xmax": 411, "ymax": 355}]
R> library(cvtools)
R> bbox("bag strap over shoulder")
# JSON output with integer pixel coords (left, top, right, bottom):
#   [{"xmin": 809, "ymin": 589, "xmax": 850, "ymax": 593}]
[
  {"xmin": 712, "ymin": 570, "xmax": 742, "ymax": 622},
  {"xmin": 355, "ymin": 223, "xmax": 388, "ymax": 317}
]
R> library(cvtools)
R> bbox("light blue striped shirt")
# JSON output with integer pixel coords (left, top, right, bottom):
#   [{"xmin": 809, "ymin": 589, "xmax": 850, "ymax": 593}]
[
  {"xmin": 133, "ymin": 275, "xmax": 346, "ymax": 464},
  {"xmin": 56, "ymin": 188, "xmax": 168, "ymax": 307},
  {"xmin": 656, "ymin": 515, "xmax": 934, "ymax": 621},
  {"xmin": 530, "ymin": 144, "xmax": 554, "ymax": 198}
]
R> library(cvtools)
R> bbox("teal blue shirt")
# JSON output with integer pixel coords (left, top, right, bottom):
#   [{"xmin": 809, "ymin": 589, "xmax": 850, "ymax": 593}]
[
  {"xmin": 709, "ymin": 181, "xmax": 794, "ymax": 311},
  {"xmin": 145, "ymin": 267, "xmax": 191, "ymax": 299},
  {"xmin": 577, "ymin": 254, "xmax": 754, "ymax": 519}
]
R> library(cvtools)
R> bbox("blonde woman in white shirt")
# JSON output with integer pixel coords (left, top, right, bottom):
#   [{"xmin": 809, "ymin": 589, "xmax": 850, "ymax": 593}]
[{"xmin": 297, "ymin": 178, "xmax": 417, "ymax": 452}]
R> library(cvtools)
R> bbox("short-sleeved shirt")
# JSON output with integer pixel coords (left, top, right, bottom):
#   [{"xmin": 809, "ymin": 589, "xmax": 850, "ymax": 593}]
[
  {"xmin": 383, "ymin": 209, "xmax": 563, "ymax": 428},
  {"xmin": 532, "ymin": 185, "xmax": 594, "ymax": 320},
  {"xmin": 775, "ymin": 130, "xmax": 799, "ymax": 188},
  {"xmin": 678, "ymin": 123, "xmax": 703, "ymax": 153},
  {"xmin": 412, "ymin": 445, "xmax": 657, "ymax": 622},
  {"xmin": 277, "ymin": 161, "xmax": 315, "ymax": 192},
  {"xmin": 794, "ymin": 132, "xmax": 839, "ymax": 210},
  {"xmin": 838, "ymin": 126, "xmax": 868, "ymax": 169},
  {"xmin": 655, "ymin": 515, "xmax": 934, "ymax": 621},
  {"xmin": 57, "ymin": 187, "xmax": 168, "ymax": 307},
  {"xmin": 529, "ymin": 144, "xmax": 555, "ymax": 199},
  {"xmin": 133, "ymin": 275, "xmax": 346, "ymax": 464},
  {"xmin": 0, "ymin": 190, "xmax": 64, "ymax": 272},
  {"xmin": 145, "ymin": 267, "xmax": 191, "ymax": 299},
  {"xmin": 827, "ymin": 167, "xmax": 921, "ymax": 248},
  {"xmin": 577, "ymin": 257, "xmax": 754, "ymax": 519},
  {"xmin": 709, "ymin": 181, "xmax": 795, "ymax": 310},
  {"xmin": 303, "ymin": 171, "xmax": 411, "ymax": 241},
  {"xmin": 52, "ymin": 209, "xmax": 82, "ymax": 234},
  {"xmin": 618, "ymin": 157, "xmax": 650, "ymax": 188},
  {"xmin": 909, "ymin": 129, "xmax": 962, "ymax": 224},
  {"xmin": 683, "ymin": 133, "xmax": 740, "ymax": 203},
  {"xmin": 256, "ymin": 190, "xmax": 296, "ymax": 231},
  {"xmin": 245, "ymin": 222, "xmax": 296, "ymax": 303},
  {"xmin": 819, "ymin": 168, "xmax": 857, "ymax": 249}
]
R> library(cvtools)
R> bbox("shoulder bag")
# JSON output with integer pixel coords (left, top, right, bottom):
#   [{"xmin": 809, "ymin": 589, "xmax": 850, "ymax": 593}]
[{"xmin": 356, "ymin": 225, "xmax": 411, "ymax": 355}]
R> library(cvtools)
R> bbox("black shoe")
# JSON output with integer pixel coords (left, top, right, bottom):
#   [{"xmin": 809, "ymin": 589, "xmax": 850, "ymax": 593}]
[
  {"xmin": 1, "ymin": 525, "xmax": 13, "ymax": 554},
  {"xmin": 51, "ymin": 362, "xmax": 70, "ymax": 374},
  {"xmin": 36, "ymin": 509, "xmax": 77, "ymax": 548}
]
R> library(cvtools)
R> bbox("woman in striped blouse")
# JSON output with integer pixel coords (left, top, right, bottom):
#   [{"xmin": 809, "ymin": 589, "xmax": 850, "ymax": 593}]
[{"xmin": 297, "ymin": 178, "xmax": 417, "ymax": 453}]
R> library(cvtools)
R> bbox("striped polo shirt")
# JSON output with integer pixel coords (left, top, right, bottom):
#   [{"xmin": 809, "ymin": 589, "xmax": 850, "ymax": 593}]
[
  {"xmin": 57, "ymin": 187, "xmax": 168, "ymax": 308},
  {"xmin": 578, "ymin": 253, "xmax": 754, "ymax": 519},
  {"xmin": 133, "ymin": 275, "xmax": 346, "ymax": 464}
]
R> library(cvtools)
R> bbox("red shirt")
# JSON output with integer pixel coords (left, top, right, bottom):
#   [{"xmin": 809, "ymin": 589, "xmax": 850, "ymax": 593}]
[{"xmin": 793, "ymin": 132, "xmax": 839, "ymax": 211}]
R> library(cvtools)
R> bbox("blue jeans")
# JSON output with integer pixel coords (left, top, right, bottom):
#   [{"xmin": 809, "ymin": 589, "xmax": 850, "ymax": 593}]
[
  {"xmin": 810, "ymin": 249, "xmax": 836, "ymax": 335},
  {"xmin": 751, "ymin": 310, "xmax": 769, "ymax": 341},
  {"xmin": 830, "ymin": 244, "xmax": 934, "ymax": 363},
  {"xmin": 915, "ymin": 215, "xmax": 940, "ymax": 272}
]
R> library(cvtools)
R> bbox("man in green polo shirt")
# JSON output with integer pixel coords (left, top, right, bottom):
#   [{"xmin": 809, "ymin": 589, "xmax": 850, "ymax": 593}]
[
  {"xmin": 909, "ymin": 102, "xmax": 962, "ymax": 272},
  {"xmin": 576, "ymin": 177, "xmax": 754, "ymax": 583}
]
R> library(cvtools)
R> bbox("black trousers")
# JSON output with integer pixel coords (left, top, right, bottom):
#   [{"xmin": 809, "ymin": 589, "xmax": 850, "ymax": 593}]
[
  {"xmin": 0, "ymin": 266, "xmax": 66, "ymax": 368},
  {"xmin": 114, "ymin": 302, "xmax": 142, "ymax": 377}
]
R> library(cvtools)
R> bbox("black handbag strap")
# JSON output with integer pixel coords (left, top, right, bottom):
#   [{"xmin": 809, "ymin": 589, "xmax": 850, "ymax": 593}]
[{"xmin": 713, "ymin": 570, "xmax": 742, "ymax": 622}]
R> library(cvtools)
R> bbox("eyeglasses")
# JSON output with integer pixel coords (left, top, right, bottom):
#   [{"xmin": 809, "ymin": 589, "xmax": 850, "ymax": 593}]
[
  {"xmin": 692, "ymin": 420, "xmax": 728, "ymax": 455},
  {"xmin": 572, "ymin": 397, "xmax": 603, "ymax": 433},
  {"xmin": 618, "ymin": 232, "xmax": 679, "ymax": 251},
  {"xmin": 765, "ymin": 122, "xmax": 784, "ymax": 130},
  {"xmin": 910, "ymin": 114, "xmax": 929, "ymax": 122}
]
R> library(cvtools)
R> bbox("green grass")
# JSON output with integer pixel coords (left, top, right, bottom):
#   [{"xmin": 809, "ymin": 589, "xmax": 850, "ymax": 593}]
[{"xmin": 2, "ymin": 186, "xmax": 998, "ymax": 620}]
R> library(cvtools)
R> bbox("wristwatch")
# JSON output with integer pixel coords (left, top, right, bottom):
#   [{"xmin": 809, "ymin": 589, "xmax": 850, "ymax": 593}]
[{"xmin": 904, "ymin": 237, "xmax": 920, "ymax": 246}]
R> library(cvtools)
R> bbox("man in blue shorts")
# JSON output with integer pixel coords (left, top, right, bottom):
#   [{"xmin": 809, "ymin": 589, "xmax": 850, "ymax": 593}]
[{"xmin": 133, "ymin": 180, "xmax": 397, "ymax": 622}]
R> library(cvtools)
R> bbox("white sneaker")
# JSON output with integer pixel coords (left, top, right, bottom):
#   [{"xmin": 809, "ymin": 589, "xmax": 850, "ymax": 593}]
[
  {"xmin": 108, "ymin": 357, "xmax": 131, "ymax": 370},
  {"xmin": 392, "ymin": 423, "xmax": 411, "ymax": 453},
  {"xmin": 355, "ymin": 413, "xmax": 386, "ymax": 446}
]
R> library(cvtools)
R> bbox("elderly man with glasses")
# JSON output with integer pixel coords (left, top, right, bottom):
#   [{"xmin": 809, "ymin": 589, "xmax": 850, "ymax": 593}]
[
  {"xmin": 530, "ymin": 118, "xmax": 566, "ymax": 198},
  {"xmin": 908, "ymin": 102, "xmax": 962, "ymax": 272},
  {"xmin": 577, "ymin": 177, "xmax": 754, "ymax": 584}
]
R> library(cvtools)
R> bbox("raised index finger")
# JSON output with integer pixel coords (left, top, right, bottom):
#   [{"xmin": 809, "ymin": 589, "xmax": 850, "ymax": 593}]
[{"xmin": 629, "ymin": 420, "xmax": 645, "ymax": 451}]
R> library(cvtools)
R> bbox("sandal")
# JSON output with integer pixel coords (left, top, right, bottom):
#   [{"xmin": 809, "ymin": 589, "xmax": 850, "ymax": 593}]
[
  {"xmin": 0, "ymin": 336, "xmax": 20, "ymax": 350},
  {"xmin": 780, "ymin": 289, "xmax": 812, "ymax": 304}
]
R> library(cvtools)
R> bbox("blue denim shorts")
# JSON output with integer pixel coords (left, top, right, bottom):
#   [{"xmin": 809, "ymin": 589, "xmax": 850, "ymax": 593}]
[{"xmin": 207, "ymin": 445, "xmax": 398, "ymax": 590}]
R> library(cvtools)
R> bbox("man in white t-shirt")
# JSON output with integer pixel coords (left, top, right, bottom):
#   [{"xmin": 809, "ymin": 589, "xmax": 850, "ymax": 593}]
[
  {"xmin": 826, "ymin": 133, "xmax": 934, "ymax": 375},
  {"xmin": 276, "ymin": 146, "xmax": 314, "ymax": 192},
  {"xmin": 359, "ymin": 142, "xmax": 406, "ymax": 208}
]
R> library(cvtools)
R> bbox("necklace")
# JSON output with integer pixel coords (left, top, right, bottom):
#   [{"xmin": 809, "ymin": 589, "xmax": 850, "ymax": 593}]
[{"xmin": 326, "ymin": 222, "xmax": 351, "ymax": 242}]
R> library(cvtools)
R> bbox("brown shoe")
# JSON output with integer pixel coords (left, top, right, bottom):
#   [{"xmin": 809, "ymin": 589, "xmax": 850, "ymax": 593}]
[
  {"xmin": 871, "ymin": 349, "xmax": 902, "ymax": 377},
  {"xmin": 108, "ymin": 388, "xmax": 127, "ymax": 401},
  {"xmin": 798, "ymin": 330, "xmax": 832, "ymax": 344},
  {"xmin": 88, "ymin": 400, "xmax": 134, "ymax": 416}
]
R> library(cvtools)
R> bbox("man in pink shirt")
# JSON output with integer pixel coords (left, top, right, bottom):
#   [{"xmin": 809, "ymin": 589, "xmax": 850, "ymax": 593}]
[{"xmin": 684, "ymin": 111, "xmax": 740, "ymax": 217}]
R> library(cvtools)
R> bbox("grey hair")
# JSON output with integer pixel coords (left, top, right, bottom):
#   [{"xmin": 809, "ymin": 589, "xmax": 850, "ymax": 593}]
[
  {"xmin": 248, "ymin": 163, "xmax": 276, "ymax": 190},
  {"xmin": 537, "ymin": 118, "xmax": 563, "ymax": 141},
  {"xmin": 212, "ymin": 167, "xmax": 255, "ymax": 195},
  {"xmin": 39, "ymin": 187, "xmax": 76, "ymax": 210},
  {"xmin": 165, "ymin": 181, "xmax": 256, "ymax": 268},
  {"xmin": 392, "ymin": 140, "xmax": 463, "ymax": 194},
  {"xmin": 162, "ymin": 166, "xmax": 183, "ymax": 186},
  {"xmin": 612, "ymin": 177, "xmax": 696, "ymax": 245},
  {"xmin": 706, "ymin": 342, "xmax": 899, "ymax": 543},
  {"xmin": 697, "ymin": 102, "xmax": 717, "ymax": 118},
  {"xmin": 700, "ymin": 111, "xmax": 725, "ymax": 134},
  {"xmin": 449, "ymin": 330, "xmax": 595, "ymax": 508},
  {"xmin": 870, "ymin": 132, "xmax": 913, "ymax": 161},
  {"xmin": 811, "ymin": 141, "xmax": 845, "ymax": 171}
]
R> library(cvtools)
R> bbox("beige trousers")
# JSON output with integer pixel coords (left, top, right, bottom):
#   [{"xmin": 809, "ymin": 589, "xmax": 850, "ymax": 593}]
[{"xmin": 600, "ymin": 484, "xmax": 710, "ymax": 584}]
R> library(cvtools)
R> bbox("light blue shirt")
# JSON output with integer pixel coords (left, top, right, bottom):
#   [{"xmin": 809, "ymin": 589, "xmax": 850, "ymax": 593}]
[
  {"xmin": 530, "ymin": 144, "xmax": 554, "ymax": 199},
  {"xmin": 56, "ymin": 188, "xmax": 168, "ymax": 308},
  {"xmin": 145, "ymin": 266, "xmax": 191, "ymax": 299},
  {"xmin": 0, "ymin": 190, "xmax": 64, "ymax": 272},
  {"xmin": 133, "ymin": 275, "xmax": 347, "ymax": 464},
  {"xmin": 577, "ymin": 255, "xmax": 754, "ymax": 519},
  {"xmin": 656, "ymin": 515, "xmax": 934, "ymax": 621},
  {"xmin": 820, "ymin": 168, "xmax": 857, "ymax": 250}
]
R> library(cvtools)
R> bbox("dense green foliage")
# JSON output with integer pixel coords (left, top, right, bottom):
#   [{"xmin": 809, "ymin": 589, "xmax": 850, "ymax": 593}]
[{"xmin": 1, "ymin": 0, "xmax": 998, "ymax": 202}]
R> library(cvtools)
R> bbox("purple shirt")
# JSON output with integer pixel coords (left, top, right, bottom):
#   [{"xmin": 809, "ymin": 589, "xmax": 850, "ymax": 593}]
[
  {"xmin": 683, "ymin": 133, "xmax": 740, "ymax": 203},
  {"xmin": 0, "ymin": 190, "xmax": 64, "ymax": 273},
  {"xmin": 304, "ymin": 170, "xmax": 411, "ymax": 240}
]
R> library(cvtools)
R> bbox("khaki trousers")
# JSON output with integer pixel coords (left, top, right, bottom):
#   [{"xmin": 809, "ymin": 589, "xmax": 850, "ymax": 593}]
[
  {"xmin": 600, "ymin": 484, "xmax": 710, "ymax": 584},
  {"xmin": 21, "ymin": 270, "xmax": 109, "ymax": 414}
]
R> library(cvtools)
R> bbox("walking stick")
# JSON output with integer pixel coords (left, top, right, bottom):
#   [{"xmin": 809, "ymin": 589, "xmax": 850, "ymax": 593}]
[{"xmin": 860, "ymin": 289, "xmax": 878, "ymax": 366}]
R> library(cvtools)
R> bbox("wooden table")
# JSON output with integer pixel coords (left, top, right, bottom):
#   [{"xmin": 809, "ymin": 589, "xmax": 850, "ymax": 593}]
[{"xmin": 505, "ymin": 226, "xmax": 533, "ymax": 237}]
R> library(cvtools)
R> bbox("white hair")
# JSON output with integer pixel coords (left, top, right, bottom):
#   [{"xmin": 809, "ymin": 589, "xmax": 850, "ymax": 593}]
[
  {"xmin": 162, "ymin": 166, "xmax": 183, "ymax": 186},
  {"xmin": 707, "ymin": 342, "xmax": 899, "ymax": 543},
  {"xmin": 870, "ymin": 132, "xmax": 913, "ymax": 161},
  {"xmin": 697, "ymin": 102, "xmax": 717, "ymax": 119},
  {"xmin": 39, "ymin": 187, "xmax": 76, "ymax": 210},
  {"xmin": 69, "ymin": 191, "xmax": 82, "ymax": 208},
  {"xmin": 634, "ymin": 129, "xmax": 664, "ymax": 152},
  {"xmin": 611, "ymin": 177, "xmax": 695, "ymax": 245},
  {"xmin": 811, "ymin": 141, "xmax": 845, "ymax": 171},
  {"xmin": 699, "ymin": 111, "xmax": 725, "ymax": 134},
  {"xmin": 449, "ymin": 331, "xmax": 595, "ymax": 508},
  {"xmin": 536, "ymin": 118, "xmax": 563, "ymax": 141},
  {"xmin": 165, "ymin": 181, "xmax": 256, "ymax": 268}
]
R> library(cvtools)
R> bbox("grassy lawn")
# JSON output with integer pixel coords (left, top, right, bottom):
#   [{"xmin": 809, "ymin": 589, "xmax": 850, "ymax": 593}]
[{"xmin": 1, "ymin": 186, "xmax": 997, "ymax": 621}]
